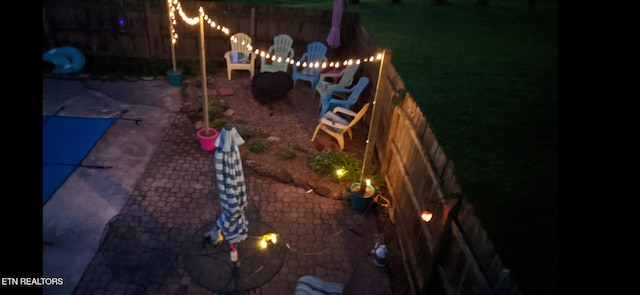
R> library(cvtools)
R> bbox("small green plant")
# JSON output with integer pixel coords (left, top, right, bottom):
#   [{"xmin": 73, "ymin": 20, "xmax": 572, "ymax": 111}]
[
  {"xmin": 205, "ymin": 99, "xmax": 229, "ymax": 121},
  {"xmin": 369, "ymin": 174, "xmax": 389, "ymax": 197},
  {"xmin": 180, "ymin": 60, "xmax": 201, "ymax": 76},
  {"xmin": 211, "ymin": 118, "xmax": 229, "ymax": 131},
  {"xmin": 277, "ymin": 149, "xmax": 298, "ymax": 160},
  {"xmin": 248, "ymin": 139, "xmax": 268, "ymax": 154},
  {"xmin": 235, "ymin": 123, "xmax": 255, "ymax": 138},
  {"xmin": 309, "ymin": 151, "xmax": 362, "ymax": 182}
]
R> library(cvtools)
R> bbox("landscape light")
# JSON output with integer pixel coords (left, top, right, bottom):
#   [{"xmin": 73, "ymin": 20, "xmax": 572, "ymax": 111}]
[{"xmin": 421, "ymin": 210, "xmax": 433, "ymax": 223}]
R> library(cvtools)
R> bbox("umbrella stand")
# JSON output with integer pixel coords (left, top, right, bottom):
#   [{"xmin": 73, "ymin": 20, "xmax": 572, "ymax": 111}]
[
  {"xmin": 186, "ymin": 220, "xmax": 285, "ymax": 293},
  {"xmin": 230, "ymin": 243, "xmax": 238, "ymax": 262}
]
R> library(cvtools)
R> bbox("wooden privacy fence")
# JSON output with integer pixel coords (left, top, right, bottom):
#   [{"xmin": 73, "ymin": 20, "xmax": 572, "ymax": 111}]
[
  {"xmin": 42, "ymin": 1, "xmax": 523, "ymax": 294},
  {"xmin": 42, "ymin": 0, "xmax": 359, "ymax": 63},
  {"xmin": 354, "ymin": 38, "xmax": 523, "ymax": 295}
]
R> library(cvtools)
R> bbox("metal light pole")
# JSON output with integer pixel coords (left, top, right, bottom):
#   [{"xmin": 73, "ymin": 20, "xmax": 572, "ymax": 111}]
[
  {"xmin": 198, "ymin": 7, "xmax": 211, "ymax": 135},
  {"xmin": 359, "ymin": 49, "xmax": 388, "ymax": 194},
  {"xmin": 167, "ymin": 0, "xmax": 177, "ymax": 73}
]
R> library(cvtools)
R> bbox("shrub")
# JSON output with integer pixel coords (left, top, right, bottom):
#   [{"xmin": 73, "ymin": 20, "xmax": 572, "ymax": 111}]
[
  {"xmin": 205, "ymin": 99, "xmax": 229, "ymax": 121},
  {"xmin": 211, "ymin": 118, "xmax": 229, "ymax": 131},
  {"xmin": 248, "ymin": 139, "xmax": 268, "ymax": 154},
  {"xmin": 309, "ymin": 151, "xmax": 362, "ymax": 182},
  {"xmin": 369, "ymin": 174, "xmax": 389, "ymax": 197},
  {"xmin": 235, "ymin": 123, "xmax": 255, "ymax": 138}
]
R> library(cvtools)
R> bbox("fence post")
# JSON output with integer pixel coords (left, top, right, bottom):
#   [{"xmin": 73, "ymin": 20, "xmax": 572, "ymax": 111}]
[
  {"xmin": 43, "ymin": 6, "xmax": 55, "ymax": 48},
  {"xmin": 250, "ymin": 7, "xmax": 256, "ymax": 40}
]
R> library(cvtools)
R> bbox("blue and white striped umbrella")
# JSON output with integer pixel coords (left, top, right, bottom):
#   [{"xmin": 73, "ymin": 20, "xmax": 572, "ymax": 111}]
[{"xmin": 211, "ymin": 124, "xmax": 248, "ymax": 244}]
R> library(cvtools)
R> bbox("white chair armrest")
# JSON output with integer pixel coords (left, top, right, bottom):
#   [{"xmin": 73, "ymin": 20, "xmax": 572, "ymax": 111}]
[
  {"xmin": 319, "ymin": 71, "xmax": 343, "ymax": 80},
  {"xmin": 319, "ymin": 118, "xmax": 348, "ymax": 129},
  {"xmin": 333, "ymin": 107, "xmax": 357, "ymax": 117}
]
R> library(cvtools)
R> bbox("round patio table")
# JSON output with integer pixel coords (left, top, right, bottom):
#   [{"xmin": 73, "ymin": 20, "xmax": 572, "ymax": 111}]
[{"xmin": 182, "ymin": 218, "xmax": 286, "ymax": 294}]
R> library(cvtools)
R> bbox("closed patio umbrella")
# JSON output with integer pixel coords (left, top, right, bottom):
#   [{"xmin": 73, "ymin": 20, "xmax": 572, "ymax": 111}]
[
  {"xmin": 205, "ymin": 123, "xmax": 248, "ymax": 245},
  {"xmin": 326, "ymin": 0, "xmax": 343, "ymax": 48}
]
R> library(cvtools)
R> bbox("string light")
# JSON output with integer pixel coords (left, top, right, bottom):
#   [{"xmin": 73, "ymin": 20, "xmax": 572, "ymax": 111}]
[
  {"xmin": 167, "ymin": 0, "xmax": 383, "ymax": 69},
  {"xmin": 259, "ymin": 233, "xmax": 278, "ymax": 249},
  {"xmin": 167, "ymin": 0, "xmax": 178, "ymax": 43},
  {"xmin": 176, "ymin": 3, "xmax": 199, "ymax": 25}
]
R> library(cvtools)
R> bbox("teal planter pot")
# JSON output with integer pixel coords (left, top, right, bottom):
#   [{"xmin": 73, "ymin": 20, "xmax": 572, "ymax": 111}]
[
  {"xmin": 167, "ymin": 69, "xmax": 183, "ymax": 86},
  {"xmin": 350, "ymin": 183, "xmax": 375, "ymax": 212}
]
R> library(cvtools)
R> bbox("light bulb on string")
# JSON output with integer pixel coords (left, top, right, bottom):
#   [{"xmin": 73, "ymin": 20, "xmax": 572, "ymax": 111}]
[
  {"xmin": 421, "ymin": 210, "xmax": 433, "ymax": 222},
  {"xmin": 168, "ymin": 0, "xmax": 383, "ymax": 67}
]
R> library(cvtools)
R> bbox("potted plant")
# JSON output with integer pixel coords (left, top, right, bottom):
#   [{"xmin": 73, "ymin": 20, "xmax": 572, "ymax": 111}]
[
  {"xmin": 309, "ymin": 150, "xmax": 375, "ymax": 212},
  {"xmin": 349, "ymin": 179, "xmax": 376, "ymax": 212},
  {"xmin": 197, "ymin": 99, "xmax": 226, "ymax": 151},
  {"xmin": 196, "ymin": 124, "xmax": 218, "ymax": 152},
  {"xmin": 191, "ymin": 7, "xmax": 219, "ymax": 151},
  {"xmin": 346, "ymin": 165, "xmax": 381, "ymax": 213},
  {"xmin": 167, "ymin": 65, "xmax": 183, "ymax": 86}
]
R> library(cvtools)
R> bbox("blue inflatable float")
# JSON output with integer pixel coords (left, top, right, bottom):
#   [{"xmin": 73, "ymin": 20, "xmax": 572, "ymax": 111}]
[{"xmin": 43, "ymin": 46, "xmax": 85, "ymax": 74}]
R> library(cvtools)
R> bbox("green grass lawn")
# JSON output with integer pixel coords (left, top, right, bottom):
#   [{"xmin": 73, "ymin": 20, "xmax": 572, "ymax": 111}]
[
  {"xmin": 180, "ymin": 1, "xmax": 559, "ymax": 294},
  {"xmin": 213, "ymin": 1, "xmax": 558, "ymax": 294}
]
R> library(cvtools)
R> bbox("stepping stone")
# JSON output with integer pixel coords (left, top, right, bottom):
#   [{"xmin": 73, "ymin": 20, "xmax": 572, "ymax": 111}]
[
  {"xmin": 218, "ymin": 87, "xmax": 235, "ymax": 96},
  {"xmin": 223, "ymin": 109, "xmax": 235, "ymax": 117}
]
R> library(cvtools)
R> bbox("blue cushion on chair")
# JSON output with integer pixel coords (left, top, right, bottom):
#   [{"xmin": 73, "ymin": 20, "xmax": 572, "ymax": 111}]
[
  {"xmin": 295, "ymin": 283, "xmax": 331, "ymax": 295},
  {"xmin": 231, "ymin": 52, "xmax": 249, "ymax": 64},
  {"xmin": 295, "ymin": 275, "xmax": 344, "ymax": 295},
  {"xmin": 323, "ymin": 111, "xmax": 350, "ymax": 124},
  {"xmin": 322, "ymin": 112, "xmax": 351, "ymax": 133}
]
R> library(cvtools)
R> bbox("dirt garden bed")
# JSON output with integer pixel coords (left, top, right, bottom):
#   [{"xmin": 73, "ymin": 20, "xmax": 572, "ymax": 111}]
[{"xmin": 179, "ymin": 69, "xmax": 412, "ymax": 295}]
